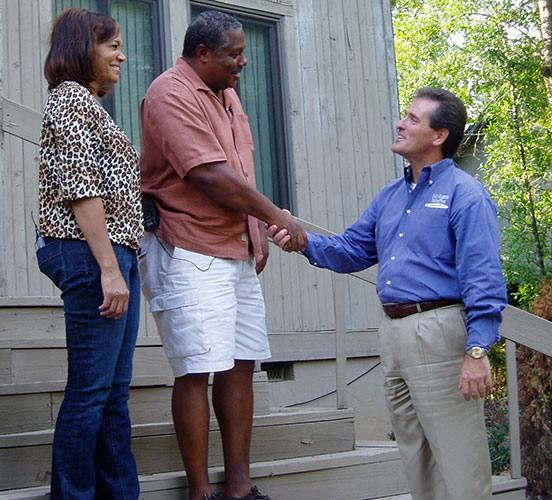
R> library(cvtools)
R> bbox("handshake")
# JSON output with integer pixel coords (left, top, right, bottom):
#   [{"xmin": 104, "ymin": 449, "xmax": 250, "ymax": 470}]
[{"xmin": 266, "ymin": 209, "xmax": 307, "ymax": 253}]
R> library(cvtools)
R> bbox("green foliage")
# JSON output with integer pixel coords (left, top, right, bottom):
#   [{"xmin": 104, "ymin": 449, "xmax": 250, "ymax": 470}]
[
  {"xmin": 393, "ymin": 0, "xmax": 552, "ymax": 296},
  {"xmin": 486, "ymin": 341, "xmax": 510, "ymax": 475},
  {"xmin": 489, "ymin": 341, "xmax": 507, "ymax": 390},
  {"xmin": 486, "ymin": 413, "xmax": 511, "ymax": 475}
]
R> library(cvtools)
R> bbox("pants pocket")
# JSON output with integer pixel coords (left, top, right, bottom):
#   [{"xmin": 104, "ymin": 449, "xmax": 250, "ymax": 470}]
[
  {"xmin": 150, "ymin": 290, "xmax": 210, "ymax": 358},
  {"xmin": 434, "ymin": 305, "xmax": 468, "ymax": 356},
  {"xmin": 36, "ymin": 239, "xmax": 63, "ymax": 288}
]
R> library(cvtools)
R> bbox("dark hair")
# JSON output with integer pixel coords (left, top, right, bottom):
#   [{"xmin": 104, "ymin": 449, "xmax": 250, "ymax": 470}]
[
  {"xmin": 415, "ymin": 87, "xmax": 467, "ymax": 158},
  {"xmin": 44, "ymin": 7, "xmax": 119, "ymax": 97},
  {"xmin": 182, "ymin": 10, "xmax": 242, "ymax": 59}
]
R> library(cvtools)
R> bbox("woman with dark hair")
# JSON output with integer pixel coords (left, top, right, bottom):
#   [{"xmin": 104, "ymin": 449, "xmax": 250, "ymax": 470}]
[{"xmin": 37, "ymin": 7, "xmax": 142, "ymax": 499}]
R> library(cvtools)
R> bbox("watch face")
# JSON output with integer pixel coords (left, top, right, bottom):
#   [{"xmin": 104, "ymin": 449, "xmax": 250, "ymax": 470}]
[{"xmin": 467, "ymin": 347, "xmax": 487, "ymax": 359}]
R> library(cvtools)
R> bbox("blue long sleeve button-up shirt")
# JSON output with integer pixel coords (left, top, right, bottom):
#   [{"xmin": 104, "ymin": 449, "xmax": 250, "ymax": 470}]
[{"xmin": 303, "ymin": 158, "xmax": 507, "ymax": 350}]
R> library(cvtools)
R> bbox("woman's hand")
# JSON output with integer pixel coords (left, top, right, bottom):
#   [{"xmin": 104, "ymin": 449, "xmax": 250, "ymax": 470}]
[
  {"xmin": 99, "ymin": 268, "xmax": 130, "ymax": 318},
  {"xmin": 71, "ymin": 197, "xmax": 129, "ymax": 319}
]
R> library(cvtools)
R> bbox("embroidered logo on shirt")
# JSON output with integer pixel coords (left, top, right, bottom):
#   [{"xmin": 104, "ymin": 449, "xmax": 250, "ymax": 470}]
[{"xmin": 425, "ymin": 193, "xmax": 449, "ymax": 209}]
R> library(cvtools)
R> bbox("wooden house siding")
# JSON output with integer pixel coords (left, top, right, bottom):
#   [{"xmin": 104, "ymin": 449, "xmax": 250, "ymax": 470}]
[
  {"xmin": 0, "ymin": 0, "xmax": 400, "ymax": 336},
  {"xmin": 1, "ymin": 0, "xmax": 54, "ymax": 299}
]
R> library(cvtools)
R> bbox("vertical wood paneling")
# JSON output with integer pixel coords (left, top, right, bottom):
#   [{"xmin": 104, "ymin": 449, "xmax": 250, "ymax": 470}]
[
  {"xmin": 327, "ymin": 0, "xmax": 353, "ymax": 232},
  {"xmin": 381, "ymin": 0, "xmax": 404, "ymax": 180},
  {"xmin": 294, "ymin": 0, "xmax": 336, "ymax": 330},
  {"xmin": 0, "ymin": 0, "xmax": 5, "ymax": 297},
  {"xmin": 2, "ymin": 0, "xmax": 54, "ymax": 298},
  {"xmin": 296, "ymin": 0, "xmax": 325, "ymax": 225},
  {"xmin": 225, "ymin": 0, "xmax": 400, "ymax": 333},
  {"xmin": 20, "ymin": 0, "xmax": 44, "ymax": 295},
  {"xmin": 338, "ymin": 1, "xmax": 378, "ymax": 327},
  {"xmin": 274, "ymin": 13, "xmax": 328, "ymax": 332},
  {"xmin": 280, "ymin": 14, "xmax": 309, "ymax": 217},
  {"xmin": 346, "ymin": 0, "xmax": 374, "ymax": 213},
  {"xmin": 4, "ymin": 1, "xmax": 23, "ymax": 296},
  {"xmin": 259, "ymin": 243, "xmax": 284, "ymax": 331},
  {"xmin": 370, "ymin": 0, "xmax": 401, "ymax": 186}
]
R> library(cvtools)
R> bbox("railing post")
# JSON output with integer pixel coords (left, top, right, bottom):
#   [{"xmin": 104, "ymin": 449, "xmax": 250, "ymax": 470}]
[
  {"xmin": 506, "ymin": 339, "xmax": 522, "ymax": 478},
  {"xmin": 332, "ymin": 272, "xmax": 348, "ymax": 409}
]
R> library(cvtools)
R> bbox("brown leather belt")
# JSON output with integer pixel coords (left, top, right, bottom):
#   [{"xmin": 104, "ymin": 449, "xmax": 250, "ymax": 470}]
[{"xmin": 383, "ymin": 299, "xmax": 461, "ymax": 319}]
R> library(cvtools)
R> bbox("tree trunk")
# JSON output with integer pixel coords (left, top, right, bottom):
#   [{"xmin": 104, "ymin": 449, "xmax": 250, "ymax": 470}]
[{"xmin": 538, "ymin": 0, "xmax": 552, "ymax": 121}]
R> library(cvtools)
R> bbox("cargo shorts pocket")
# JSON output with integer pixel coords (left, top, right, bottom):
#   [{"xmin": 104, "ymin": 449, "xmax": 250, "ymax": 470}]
[{"xmin": 150, "ymin": 290, "xmax": 210, "ymax": 358}]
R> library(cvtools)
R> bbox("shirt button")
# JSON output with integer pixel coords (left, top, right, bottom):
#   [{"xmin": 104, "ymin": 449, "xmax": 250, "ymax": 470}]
[
  {"xmin": 429, "ymin": 180, "xmax": 433, "ymax": 184},
  {"xmin": 406, "ymin": 209, "xmax": 411, "ymax": 214},
  {"xmin": 386, "ymin": 280, "xmax": 391, "ymax": 285},
  {"xmin": 391, "ymin": 256, "xmax": 395, "ymax": 261},
  {"xmin": 399, "ymin": 233, "xmax": 404, "ymax": 238}
]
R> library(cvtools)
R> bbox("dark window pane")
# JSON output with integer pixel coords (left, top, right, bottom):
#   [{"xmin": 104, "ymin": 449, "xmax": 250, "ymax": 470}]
[
  {"xmin": 111, "ymin": 1, "xmax": 157, "ymax": 149},
  {"xmin": 55, "ymin": 0, "xmax": 159, "ymax": 150},
  {"xmin": 56, "ymin": 0, "xmax": 99, "ymax": 11},
  {"xmin": 239, "ymin": 20, "xmax": 281, "ymax": 205}
]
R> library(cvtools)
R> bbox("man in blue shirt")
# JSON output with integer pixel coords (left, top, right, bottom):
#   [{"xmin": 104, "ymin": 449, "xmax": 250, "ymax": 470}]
[{"xmin": 268, "ymin": 88, "xmax": 507, "ymax": 500}]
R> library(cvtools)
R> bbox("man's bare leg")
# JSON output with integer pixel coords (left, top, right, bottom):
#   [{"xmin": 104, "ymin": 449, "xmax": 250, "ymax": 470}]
[
  {"xmin": 172, "ymin": 373, "xmax": 213, "ymax": 500},
  {"xmin": 212, "ymin": 360, "xmax": 255, "ymax": 498}
]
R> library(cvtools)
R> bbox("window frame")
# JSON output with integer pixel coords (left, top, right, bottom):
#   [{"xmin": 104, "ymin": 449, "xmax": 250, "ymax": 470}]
[{"xmin": 103, "ymin": 0, "xmax": 164, "ymax": 123}]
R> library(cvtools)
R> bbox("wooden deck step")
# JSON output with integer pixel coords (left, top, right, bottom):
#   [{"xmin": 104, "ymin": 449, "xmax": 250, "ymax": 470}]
[
  {"xmin": 0, "ymin": 336, "xmax": 272, "ymax": 436},
  {"xmin": 375, "ymin": 475, "xmax": 527, "ymax": 500},
  {"xmin": 0, "ymin": 408, "xmax": 355, "ymax": 492},
  {"xmin": 0, "ymin": 371, "xmax": 270, "ymax": 436},
  {"xmin": 0, "ymin": 444, "xmax": 407, "ymax": 500},
  {"xmin": 0, "ymin": 442, "xmax": 528, "ymax": 500}
]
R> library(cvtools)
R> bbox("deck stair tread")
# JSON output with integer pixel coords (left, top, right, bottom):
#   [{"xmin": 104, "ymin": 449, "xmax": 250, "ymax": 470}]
[
  {"xmin": 0, "ymin": 407, "xmax": 355, "ymax": 446},
  {"xmin": 0, "ymin": 445, "xmax": 406, "ymax": 500},
  {"xmin": 0, "ymin": 445, "xmax": 526, "ymax": 500},
  {"xmin": 0, "ymin": 407, "xmax": 357, "ymax": 492}
]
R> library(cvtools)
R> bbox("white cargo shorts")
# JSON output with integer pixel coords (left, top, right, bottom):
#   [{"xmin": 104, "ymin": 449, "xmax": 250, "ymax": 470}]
[{"xmin": 138, "ymin": 232, "xmax": 271, "ymax": 377}]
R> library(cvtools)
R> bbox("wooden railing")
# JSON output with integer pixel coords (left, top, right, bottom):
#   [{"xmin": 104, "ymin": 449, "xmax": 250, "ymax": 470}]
[
  {"xmin": 289, "ymin": 217, "xmax": 552, "ymax": 482},
  {"xmin": 289, "ymin": 218, "xmax": 378, "ymax": 409},
  {"xmin": 500, "ymin": 307, "xmax": 552, "ymax": 478}
]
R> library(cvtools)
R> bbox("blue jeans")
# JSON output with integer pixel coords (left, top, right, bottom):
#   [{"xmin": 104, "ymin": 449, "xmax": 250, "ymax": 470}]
[{"xmin": 37, "ymin": 239, "xmax": 140, "ymax": 500}]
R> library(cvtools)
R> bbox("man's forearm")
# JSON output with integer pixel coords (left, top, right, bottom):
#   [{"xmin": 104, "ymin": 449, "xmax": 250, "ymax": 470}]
[{"xmin": 188, "ymin": 161, "xmax": 306, "ymax": 250}]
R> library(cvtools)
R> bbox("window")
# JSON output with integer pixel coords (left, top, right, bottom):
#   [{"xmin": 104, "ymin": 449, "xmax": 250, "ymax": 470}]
[
  {"xmin": 55, "ymin": 0, "xmax": 162, "ymax": 149},
  {"xmin": 191, "ymin": 4, "xmax": 290, "ymax": 207}
]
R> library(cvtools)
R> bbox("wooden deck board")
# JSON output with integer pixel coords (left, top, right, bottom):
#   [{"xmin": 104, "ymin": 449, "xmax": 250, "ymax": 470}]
[{"xmin": 0, "ymin": 447, "xmax": 527, "ymax": 500}]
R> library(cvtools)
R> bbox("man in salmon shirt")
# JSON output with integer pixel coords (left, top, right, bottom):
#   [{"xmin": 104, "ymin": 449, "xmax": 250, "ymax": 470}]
[{"xmin": 139, "ymin": 10, "xmax": 305, "ymax": 500}]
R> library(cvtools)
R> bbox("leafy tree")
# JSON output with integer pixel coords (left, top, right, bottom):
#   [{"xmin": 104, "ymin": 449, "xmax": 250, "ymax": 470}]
[
  {"xmin": 393, "ymin": 0, "xmax": 552, "ymax": 306},
  {"xmin": 538, "ymin": 0, "xmax": 552, "ymax": 116}
]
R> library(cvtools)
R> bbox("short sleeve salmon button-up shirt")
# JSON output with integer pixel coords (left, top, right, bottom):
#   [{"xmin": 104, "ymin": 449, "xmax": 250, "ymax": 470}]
[{"xmin": 140, "ymin": 58, "xmax": 262, "ymax": 261}]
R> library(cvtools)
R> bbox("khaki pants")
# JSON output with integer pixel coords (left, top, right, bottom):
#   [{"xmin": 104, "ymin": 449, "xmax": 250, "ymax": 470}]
[{"xmin": 379, "ymin": 304, "xmax": 492, "ymax": 500}]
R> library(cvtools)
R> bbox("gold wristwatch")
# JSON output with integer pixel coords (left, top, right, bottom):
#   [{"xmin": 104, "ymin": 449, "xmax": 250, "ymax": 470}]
[{"xmin": 466, "ymin": 346, "xmax": 488, "ymax": 359}]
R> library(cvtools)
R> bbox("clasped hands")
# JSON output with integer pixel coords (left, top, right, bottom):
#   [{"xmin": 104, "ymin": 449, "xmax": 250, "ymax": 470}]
[{"xmin": 268, "ymin": 210, "xmax": 307, "ymax": 253}]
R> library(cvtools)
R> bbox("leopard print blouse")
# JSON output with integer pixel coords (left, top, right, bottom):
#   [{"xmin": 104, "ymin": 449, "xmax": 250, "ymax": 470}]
[{"xmin": 39, "ymin": 81, "xmax": 143, "ymax": 250}]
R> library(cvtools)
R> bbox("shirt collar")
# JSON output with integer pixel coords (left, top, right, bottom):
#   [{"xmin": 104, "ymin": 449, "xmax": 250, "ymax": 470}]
[
  {"xmin": 176, "ymin": 57, "xmax": 232, "ymax": 105},
  {"xmin": 176, "ymin": 57, "xmax": 210, "ymax": 91},
  {"xmin": 403, "ymin": 157, "xmax": 455, "ymax": 185}
]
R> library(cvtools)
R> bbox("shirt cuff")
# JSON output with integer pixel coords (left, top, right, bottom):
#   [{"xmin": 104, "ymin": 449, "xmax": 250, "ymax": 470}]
[{"xmin": 466, "ymin": 315, "xmax": 502, "ymax": 351}]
